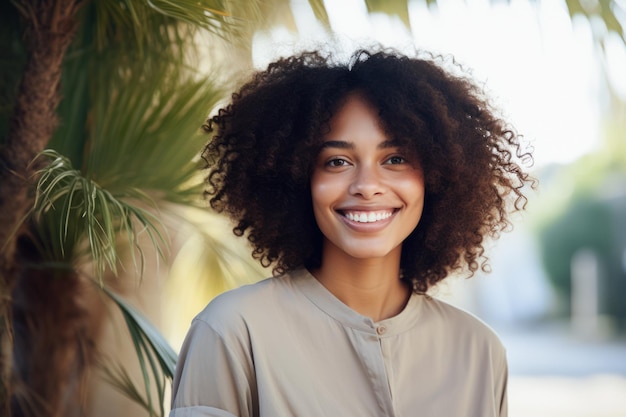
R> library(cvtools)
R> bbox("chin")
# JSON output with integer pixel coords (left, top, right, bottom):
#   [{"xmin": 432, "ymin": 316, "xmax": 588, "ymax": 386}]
[{"xmin": 344, "ymin": 247, "xmax": 397, "ymax": 261}]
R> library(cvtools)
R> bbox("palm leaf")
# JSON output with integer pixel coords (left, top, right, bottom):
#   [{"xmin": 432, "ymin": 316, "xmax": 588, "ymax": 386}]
[
  {"xmin": 86, "ymin": 0, "xmax": 305, "ymax": 59},
  {"xmin": 49, "ymin": 0, "xmax": 251, "ymax": 168},
  {"xmin": 91, "ymin": 0, "xmax": 251, "ymax": 51},
  {"xmin": 101, "ymin": 286, "xmax": 177, "ymax": 417},
  {"xmin": 99, "ymin": 361, "xmax": 160, "ymax": 417},
  {"xmin": 83, "ymin": 56, "xmax": 222, "ymax": 206},
  {"xmin": 32, "ymin": 149, "xmax": 167, "ymax": 281},
  {"xmin": 31, "ymin": 32, "xmax": 224, "ymax": 280}
]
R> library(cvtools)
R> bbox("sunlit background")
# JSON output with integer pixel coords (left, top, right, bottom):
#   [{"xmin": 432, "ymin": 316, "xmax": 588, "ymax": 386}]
[
  {"xmin": 5, "ymin": 1, "xmax": 626, "ymax": 416},
  {"xmin": 162, "ymin": 1, "xmax": 626, "ymax": 416}
]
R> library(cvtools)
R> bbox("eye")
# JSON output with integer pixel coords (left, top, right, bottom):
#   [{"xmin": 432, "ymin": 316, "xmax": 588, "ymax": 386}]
[
  {"xmin": 385, "ymin": 155, "xmax": 406, "ymax": 165},
  {"xmin": 326, "ymin": 158, "xmax": 350, "ymax": 167}
]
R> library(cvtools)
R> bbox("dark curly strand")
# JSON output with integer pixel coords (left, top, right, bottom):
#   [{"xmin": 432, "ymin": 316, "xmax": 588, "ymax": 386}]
[{"xmin": 203, "ymin": 48, "xmax": 534, "ymax": 293}]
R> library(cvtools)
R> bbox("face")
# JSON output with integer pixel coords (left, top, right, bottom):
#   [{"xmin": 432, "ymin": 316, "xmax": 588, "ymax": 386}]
[{"xmin": 310, "ymin": 93, "xmax": 425, "ymax": 263}]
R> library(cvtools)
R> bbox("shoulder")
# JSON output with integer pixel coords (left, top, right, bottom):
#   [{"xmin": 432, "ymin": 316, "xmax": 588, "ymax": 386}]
[
  {"xmin": 192, "ymin": 272, "xmax": 296, "ymax": 336},
  {"xmin": 421, "ymin": 295, "xmax": 505, "ymax": 352}
]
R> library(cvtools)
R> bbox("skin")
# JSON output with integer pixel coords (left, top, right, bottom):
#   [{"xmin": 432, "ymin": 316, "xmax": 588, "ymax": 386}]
[{"xmin": 310, "ymin": 93, "xmax": 425, "ymax": 322}]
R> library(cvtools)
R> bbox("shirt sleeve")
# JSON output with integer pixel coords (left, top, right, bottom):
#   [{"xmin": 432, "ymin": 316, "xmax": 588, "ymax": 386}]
[{"xmin": 169, "ymin": 319, "xmax": 256, "ymax": 417}]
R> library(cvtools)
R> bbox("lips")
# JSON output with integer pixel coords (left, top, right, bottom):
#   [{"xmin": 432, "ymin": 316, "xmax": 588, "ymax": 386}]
[{"xmin": 340, "ymin": 209, "xmax": 395, "ymax": 223}]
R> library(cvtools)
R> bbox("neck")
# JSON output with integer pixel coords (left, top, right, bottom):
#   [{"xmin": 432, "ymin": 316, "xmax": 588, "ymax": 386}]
[{"xmin": 311, "ymin": 247, "xmax": 410, "ymax": 322}]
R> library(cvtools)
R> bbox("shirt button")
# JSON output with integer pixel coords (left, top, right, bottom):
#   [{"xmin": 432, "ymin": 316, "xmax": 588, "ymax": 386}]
[{"xmin": 376, "ymin": 325, "xmax": 387, "ymax": 335}]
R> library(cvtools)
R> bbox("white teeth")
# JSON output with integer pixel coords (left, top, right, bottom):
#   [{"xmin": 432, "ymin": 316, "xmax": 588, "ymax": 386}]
[{"xmin": 345, "ymin": 211, "xmax": 393, "ymax": 223}]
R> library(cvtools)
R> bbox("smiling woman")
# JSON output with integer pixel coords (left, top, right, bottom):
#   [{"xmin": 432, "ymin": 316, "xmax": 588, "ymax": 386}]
[{"xmin": 169, "ymin": 48, "xmax": 535, "ymax": 417}]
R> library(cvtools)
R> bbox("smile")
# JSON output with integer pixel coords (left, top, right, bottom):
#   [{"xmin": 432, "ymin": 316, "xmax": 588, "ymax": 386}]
[{"xmin": 342, "ymin": 210, "xmax": 394, "ymax": 223}]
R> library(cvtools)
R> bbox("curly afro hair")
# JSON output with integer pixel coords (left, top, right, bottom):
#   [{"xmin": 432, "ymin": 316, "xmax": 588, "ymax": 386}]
[{"xmin": 203, "ymin": 48, "xmax": 534, "ymax": 293}]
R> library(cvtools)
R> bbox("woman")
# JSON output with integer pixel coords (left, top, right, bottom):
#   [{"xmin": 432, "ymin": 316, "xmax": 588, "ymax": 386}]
[{"xmin": 169, "ymin": 48, "xmax": 534, "ymax": 417}]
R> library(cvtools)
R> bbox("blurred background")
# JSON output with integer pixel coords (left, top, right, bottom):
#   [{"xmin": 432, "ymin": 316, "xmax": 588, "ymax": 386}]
[{"xmin": 1, "ymin": 0, "xmax": 625, "ymax": 416}]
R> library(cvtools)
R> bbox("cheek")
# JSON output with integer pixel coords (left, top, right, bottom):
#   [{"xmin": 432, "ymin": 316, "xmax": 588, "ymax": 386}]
[
  {"xmin": 398, "ymin": 174, "xmax": 425, "ymax": 200},
  {"xmin": 310, "ymin": 177, "xmax": 329, "ymax": 224},
  {"xmin": 310, "ymin": 178, "xmax": 323, "ymax": 209},
  {"xmin": 400, "ymin": 177, "xmax": 426, "ymax": 225},
  {"xmin": 310, "ymin": 173, "xmax": 338, "ymax": 205}
]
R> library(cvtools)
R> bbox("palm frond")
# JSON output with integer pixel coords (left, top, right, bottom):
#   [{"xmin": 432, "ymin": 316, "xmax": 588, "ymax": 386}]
[
  {"xmin": 49, "ymin": 25, "xmax": 93, "ymax": 168},
  {"xmin": 88, "ymin": 0, "xmax": 269, "ymax": 55},
  {"xmin": 83, "ymin": 58, "xmax": 222, "ymax": 206},
  {"xmin": 99, "ymin": 361, "xmax": 161, "ymax": 417},
  {"xmin": 146, "ymin": 0, "xmax": 238, "ymax": 30},
  {"xmin": 92, "ymin": 0, "xmax": 189, "ymax": 61},
  {"xmin": 101, "ymin": 286, "xmax": 177, "ymax": 417},
  {"xmin": 32, "ymin": 149, "xmax": 167, "ymax": 281}
]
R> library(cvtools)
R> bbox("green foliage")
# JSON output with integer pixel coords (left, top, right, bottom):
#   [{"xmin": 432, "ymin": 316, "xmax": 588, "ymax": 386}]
[
  {"xmin": 36, "ymin": 0, "xmax": 227, "ymax": 281},
  {"xmin": 534, "ymin": 105, "xmax": 626, "ymax": 317},
  {"xmin": 90, "ymin": 0, "xmax": 243, "ymax": 51},
  {"xmin": 538, "ymin": 197, "xmax": 611, "ymax": 297},
  {"xmin": 9, "ymin": 0, "xmax": 233, "ymax": 413},
  {"xmin": 32, "ymin": 149, "xmax": 167, "ymax": 281},
  {"xmin": 85, "ymin": 65, "xmax": 220, "ymax": 203},
  {"xmin": 102, "ymin": 287, "xmax": 177, "ymax": 417}
]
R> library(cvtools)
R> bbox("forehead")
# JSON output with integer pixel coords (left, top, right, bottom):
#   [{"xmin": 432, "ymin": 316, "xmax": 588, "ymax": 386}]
[
  {"xmin": 327, "ymin": 93, "xmax": 378, "ymax": 126},
  {"xmin": 323, "ymin": 93, "xmax": 385, "ymax": 139},
  {"xmin": 320, "ymin": 93, "xmax": 407, "ymax": 150}
]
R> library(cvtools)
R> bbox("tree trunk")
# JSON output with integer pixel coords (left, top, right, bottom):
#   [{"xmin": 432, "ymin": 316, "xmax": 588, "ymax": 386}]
[
  {"xmin": 0, "ymin": 1, "xmax": 83, "ymax": 415},
  {"xmin": 0, "ymin": 0, "xmax": 82, "ymax": 287},
  {"xmin": 11, "ymin": 265, "xmax": 96, "ymax": 417}
]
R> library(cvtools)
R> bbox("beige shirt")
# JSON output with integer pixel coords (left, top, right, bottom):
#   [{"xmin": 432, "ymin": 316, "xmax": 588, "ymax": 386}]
[{"xmin": 170, "ymin": 269, "xmax": 508, "ymax": 417}]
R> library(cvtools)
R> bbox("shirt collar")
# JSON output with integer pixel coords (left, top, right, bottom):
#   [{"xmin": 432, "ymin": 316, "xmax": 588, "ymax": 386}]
[{"xmin": 290, "ymin": 268, "xmax": 423, "ymax": 337}]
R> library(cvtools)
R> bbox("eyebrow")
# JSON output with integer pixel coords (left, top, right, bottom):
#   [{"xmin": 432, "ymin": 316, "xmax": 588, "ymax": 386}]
[{"xmin": 319, "ymin": 139, "xmax": 399, "ymax": 150}]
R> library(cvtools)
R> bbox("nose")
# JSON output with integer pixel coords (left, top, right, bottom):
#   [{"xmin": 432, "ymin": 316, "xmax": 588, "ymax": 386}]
[{"xmin": 348, "ymin": 165, "xmax": 384, "ymax": 199}]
